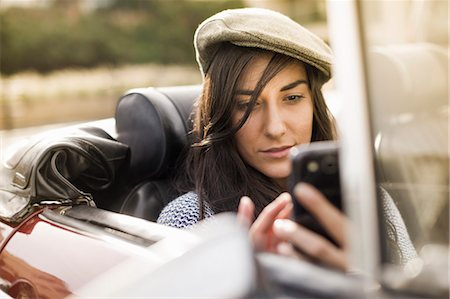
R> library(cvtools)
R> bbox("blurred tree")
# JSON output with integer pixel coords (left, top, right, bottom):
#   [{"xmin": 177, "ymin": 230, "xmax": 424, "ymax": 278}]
[{"xmin": 0, "ymin": 0, "xmax": 244, "ymax": 76}]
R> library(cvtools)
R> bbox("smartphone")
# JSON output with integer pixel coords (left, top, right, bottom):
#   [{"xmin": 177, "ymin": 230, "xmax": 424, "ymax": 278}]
[{"xmin": 288, "ymin": 141, "xmax": 342, "ymax": 245}]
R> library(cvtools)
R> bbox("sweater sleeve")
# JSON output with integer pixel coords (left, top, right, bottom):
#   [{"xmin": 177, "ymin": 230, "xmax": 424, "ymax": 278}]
[
  {"xmin": 157, "ymin": 192, "xmax": 214, "ymax": 229},
  {"xmin": 380, "ymin": 187, "xmax": 418, "ymax": 264}
]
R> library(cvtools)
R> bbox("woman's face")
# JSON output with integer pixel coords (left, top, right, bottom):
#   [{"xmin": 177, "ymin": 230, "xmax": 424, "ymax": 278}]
[{"xmin": 232, "ymin": 55, "xmax": 313, "ymax": 187}]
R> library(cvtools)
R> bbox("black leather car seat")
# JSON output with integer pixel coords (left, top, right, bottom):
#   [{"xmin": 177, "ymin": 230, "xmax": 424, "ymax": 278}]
[{"xmin": 97, "ymin": 85, "xmax": 202, "ymax": 221}]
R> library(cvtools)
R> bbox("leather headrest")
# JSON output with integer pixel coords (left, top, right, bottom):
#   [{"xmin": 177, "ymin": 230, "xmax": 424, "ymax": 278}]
[{"xmin": 115, "ymin": 85, "xmax": 201, "ymax": 183}]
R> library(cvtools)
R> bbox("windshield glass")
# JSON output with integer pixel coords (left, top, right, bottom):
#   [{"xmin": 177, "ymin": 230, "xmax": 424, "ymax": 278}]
[{"xmin": 360, "ymin": 0, "xmax": 448, "ymax": 272}]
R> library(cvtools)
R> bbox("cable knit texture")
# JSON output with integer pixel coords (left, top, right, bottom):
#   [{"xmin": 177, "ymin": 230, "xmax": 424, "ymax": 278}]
[
  {"xmin": 379, "ymin": 187, "xmax": 418, "ymax": 264},
  {"xmin": 157, "ymin": 191, "xmax": 214, "ymax": 229},
  {"xmin": 157, "ymin": 189, "xmax": 417, "ymax": 264}
]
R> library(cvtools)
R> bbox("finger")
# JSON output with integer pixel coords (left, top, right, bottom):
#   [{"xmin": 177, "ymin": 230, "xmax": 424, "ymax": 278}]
[
  {"xmin": 273, "ymin": 219, "xmax": 347, "ymax": 271},
  {"xmin": 251, "ymin": 192, "xmax": 291, "ymax": 233},
  {"xmin": 277, "ymin": 201, "xmax": 293, "ymax": 220},
  {"xmin": 295, "ymin": 183, "xmax": 347, "ymax": 246},
  {"xmin": 276, "ymin": 242, "xmax": 305, "ymax": 261},
  {"xmin": 237, "ymin": 196, "xmax": 255, "ymax": 228}
]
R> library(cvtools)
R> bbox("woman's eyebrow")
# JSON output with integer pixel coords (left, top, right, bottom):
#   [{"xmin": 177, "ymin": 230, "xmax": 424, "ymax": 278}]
[
  {"xmin": 235, "ymin": 79, "xmax": 308, "ymax": 95},
  {"xmin": 280, "ymin": 79, "xmax": 308, "ymax": 91},
  {"xmin": 235, "ymin": 89, "xmax": 254, "ymax": 96}
]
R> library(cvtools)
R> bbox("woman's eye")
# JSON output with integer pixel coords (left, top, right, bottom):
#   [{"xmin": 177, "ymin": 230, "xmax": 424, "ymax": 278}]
[
  {"xmin": 236, "ymin": 101, "xmax": 260, "ymax": 111},
  {"xmin": 285, "ymin": 95, "xmax": 304, "ymax": 102},
  {"xmin": 236, "ymin": 101, "xmax": 251, "ymax": 111}
]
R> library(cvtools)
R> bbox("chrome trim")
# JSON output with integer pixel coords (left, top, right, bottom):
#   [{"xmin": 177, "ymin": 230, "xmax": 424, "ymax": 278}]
[{"xmin": 41, "ymin": 206, "xmax": 187, "ymax": 249}]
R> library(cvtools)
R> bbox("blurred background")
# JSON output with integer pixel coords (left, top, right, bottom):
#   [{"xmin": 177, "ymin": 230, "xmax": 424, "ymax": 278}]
[{"xmin": 0, "ymin": 0, "xmax": 327, "ymax": 130}]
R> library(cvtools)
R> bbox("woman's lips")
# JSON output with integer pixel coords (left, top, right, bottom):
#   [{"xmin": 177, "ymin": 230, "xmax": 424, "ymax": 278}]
[{"xmin": 261, "ymin": 146, "xmax": 292, "ymax": 158}]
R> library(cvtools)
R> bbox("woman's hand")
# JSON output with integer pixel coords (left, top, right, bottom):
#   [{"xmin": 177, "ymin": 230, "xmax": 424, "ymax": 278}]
[
  {"xmin": 237, "ymin": 192, "xmax": 293, "ymax": 252},
  {"xmin": 238, "ymin": 183, "xmax": 348, "ymax": 270},
  {"xmin": 273, "ymin": 183, "xmax": 348, "ymax": 270}
]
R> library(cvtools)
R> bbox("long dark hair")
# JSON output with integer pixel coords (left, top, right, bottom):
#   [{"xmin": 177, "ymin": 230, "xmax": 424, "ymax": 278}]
[{"xmin": 177, "ymin": 43, "xmax": 336, "ymax": 218}]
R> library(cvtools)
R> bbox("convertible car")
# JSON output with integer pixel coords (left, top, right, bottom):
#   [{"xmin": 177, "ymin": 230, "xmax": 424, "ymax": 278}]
[
  {"xmin": 0, "ymin": 1, "xmax": 448, "ymax": 298},
  {"xmin": 0, "ymin": 84, "xmax": 366, "ymax": 299}
]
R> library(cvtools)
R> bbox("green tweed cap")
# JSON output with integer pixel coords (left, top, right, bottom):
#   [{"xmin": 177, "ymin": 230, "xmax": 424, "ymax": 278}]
[{"xmin": 194, "ymin": 7, "xmax": 333, "ymax": 81}]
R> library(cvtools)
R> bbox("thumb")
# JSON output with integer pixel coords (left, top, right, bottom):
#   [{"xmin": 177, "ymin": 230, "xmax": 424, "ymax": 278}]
[{"xmin": 237, "ymin": 196, "xmax": 255, "ymax": 229}]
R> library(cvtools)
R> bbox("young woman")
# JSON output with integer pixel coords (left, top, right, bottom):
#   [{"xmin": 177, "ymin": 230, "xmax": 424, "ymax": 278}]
[{"xmin": 157, "ymin": 8, "xmax": 415, "ymax": 271}]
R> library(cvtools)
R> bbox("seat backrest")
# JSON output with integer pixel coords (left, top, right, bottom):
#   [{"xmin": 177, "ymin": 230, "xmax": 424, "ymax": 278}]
[{"xmin": 97, "ymin": 85, "xmax": 202, "ymax": 221}]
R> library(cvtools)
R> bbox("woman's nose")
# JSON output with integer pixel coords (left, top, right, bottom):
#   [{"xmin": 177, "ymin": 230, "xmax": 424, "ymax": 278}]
[{"xmin": 264, "ymin": 105, "xmax": 286, "ymax": 138}]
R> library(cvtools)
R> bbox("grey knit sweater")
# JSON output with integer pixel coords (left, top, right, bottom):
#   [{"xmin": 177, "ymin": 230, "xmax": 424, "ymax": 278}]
[
  {"xmin": 157, "ymin": 191, "xmax": 214, "ymax": 229},
  {"xmin": 157, "ymin": 189, "xmax": 417, "ymax": 264}
]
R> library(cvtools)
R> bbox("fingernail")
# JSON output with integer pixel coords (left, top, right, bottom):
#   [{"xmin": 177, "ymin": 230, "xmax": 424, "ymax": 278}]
[
  {"xmin": 294, "ymin": 183, "xmax": 314, "ymax": 201},
  {"xmin": 273, "ymin": 219, "xmax": 295, "ymax": 234},
  {"xmin": 279, "ymin": 192, "xmax": 292, "ymax": 203},
  {"xmin": 240, "ymin": 196, "xmax": 251, "ymax": 205}
]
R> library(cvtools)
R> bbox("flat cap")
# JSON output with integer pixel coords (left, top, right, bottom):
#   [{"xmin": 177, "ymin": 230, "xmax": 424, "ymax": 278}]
[{"xmin": 194, "ymin": 7, "xmax": 333, "ymax": 81}]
